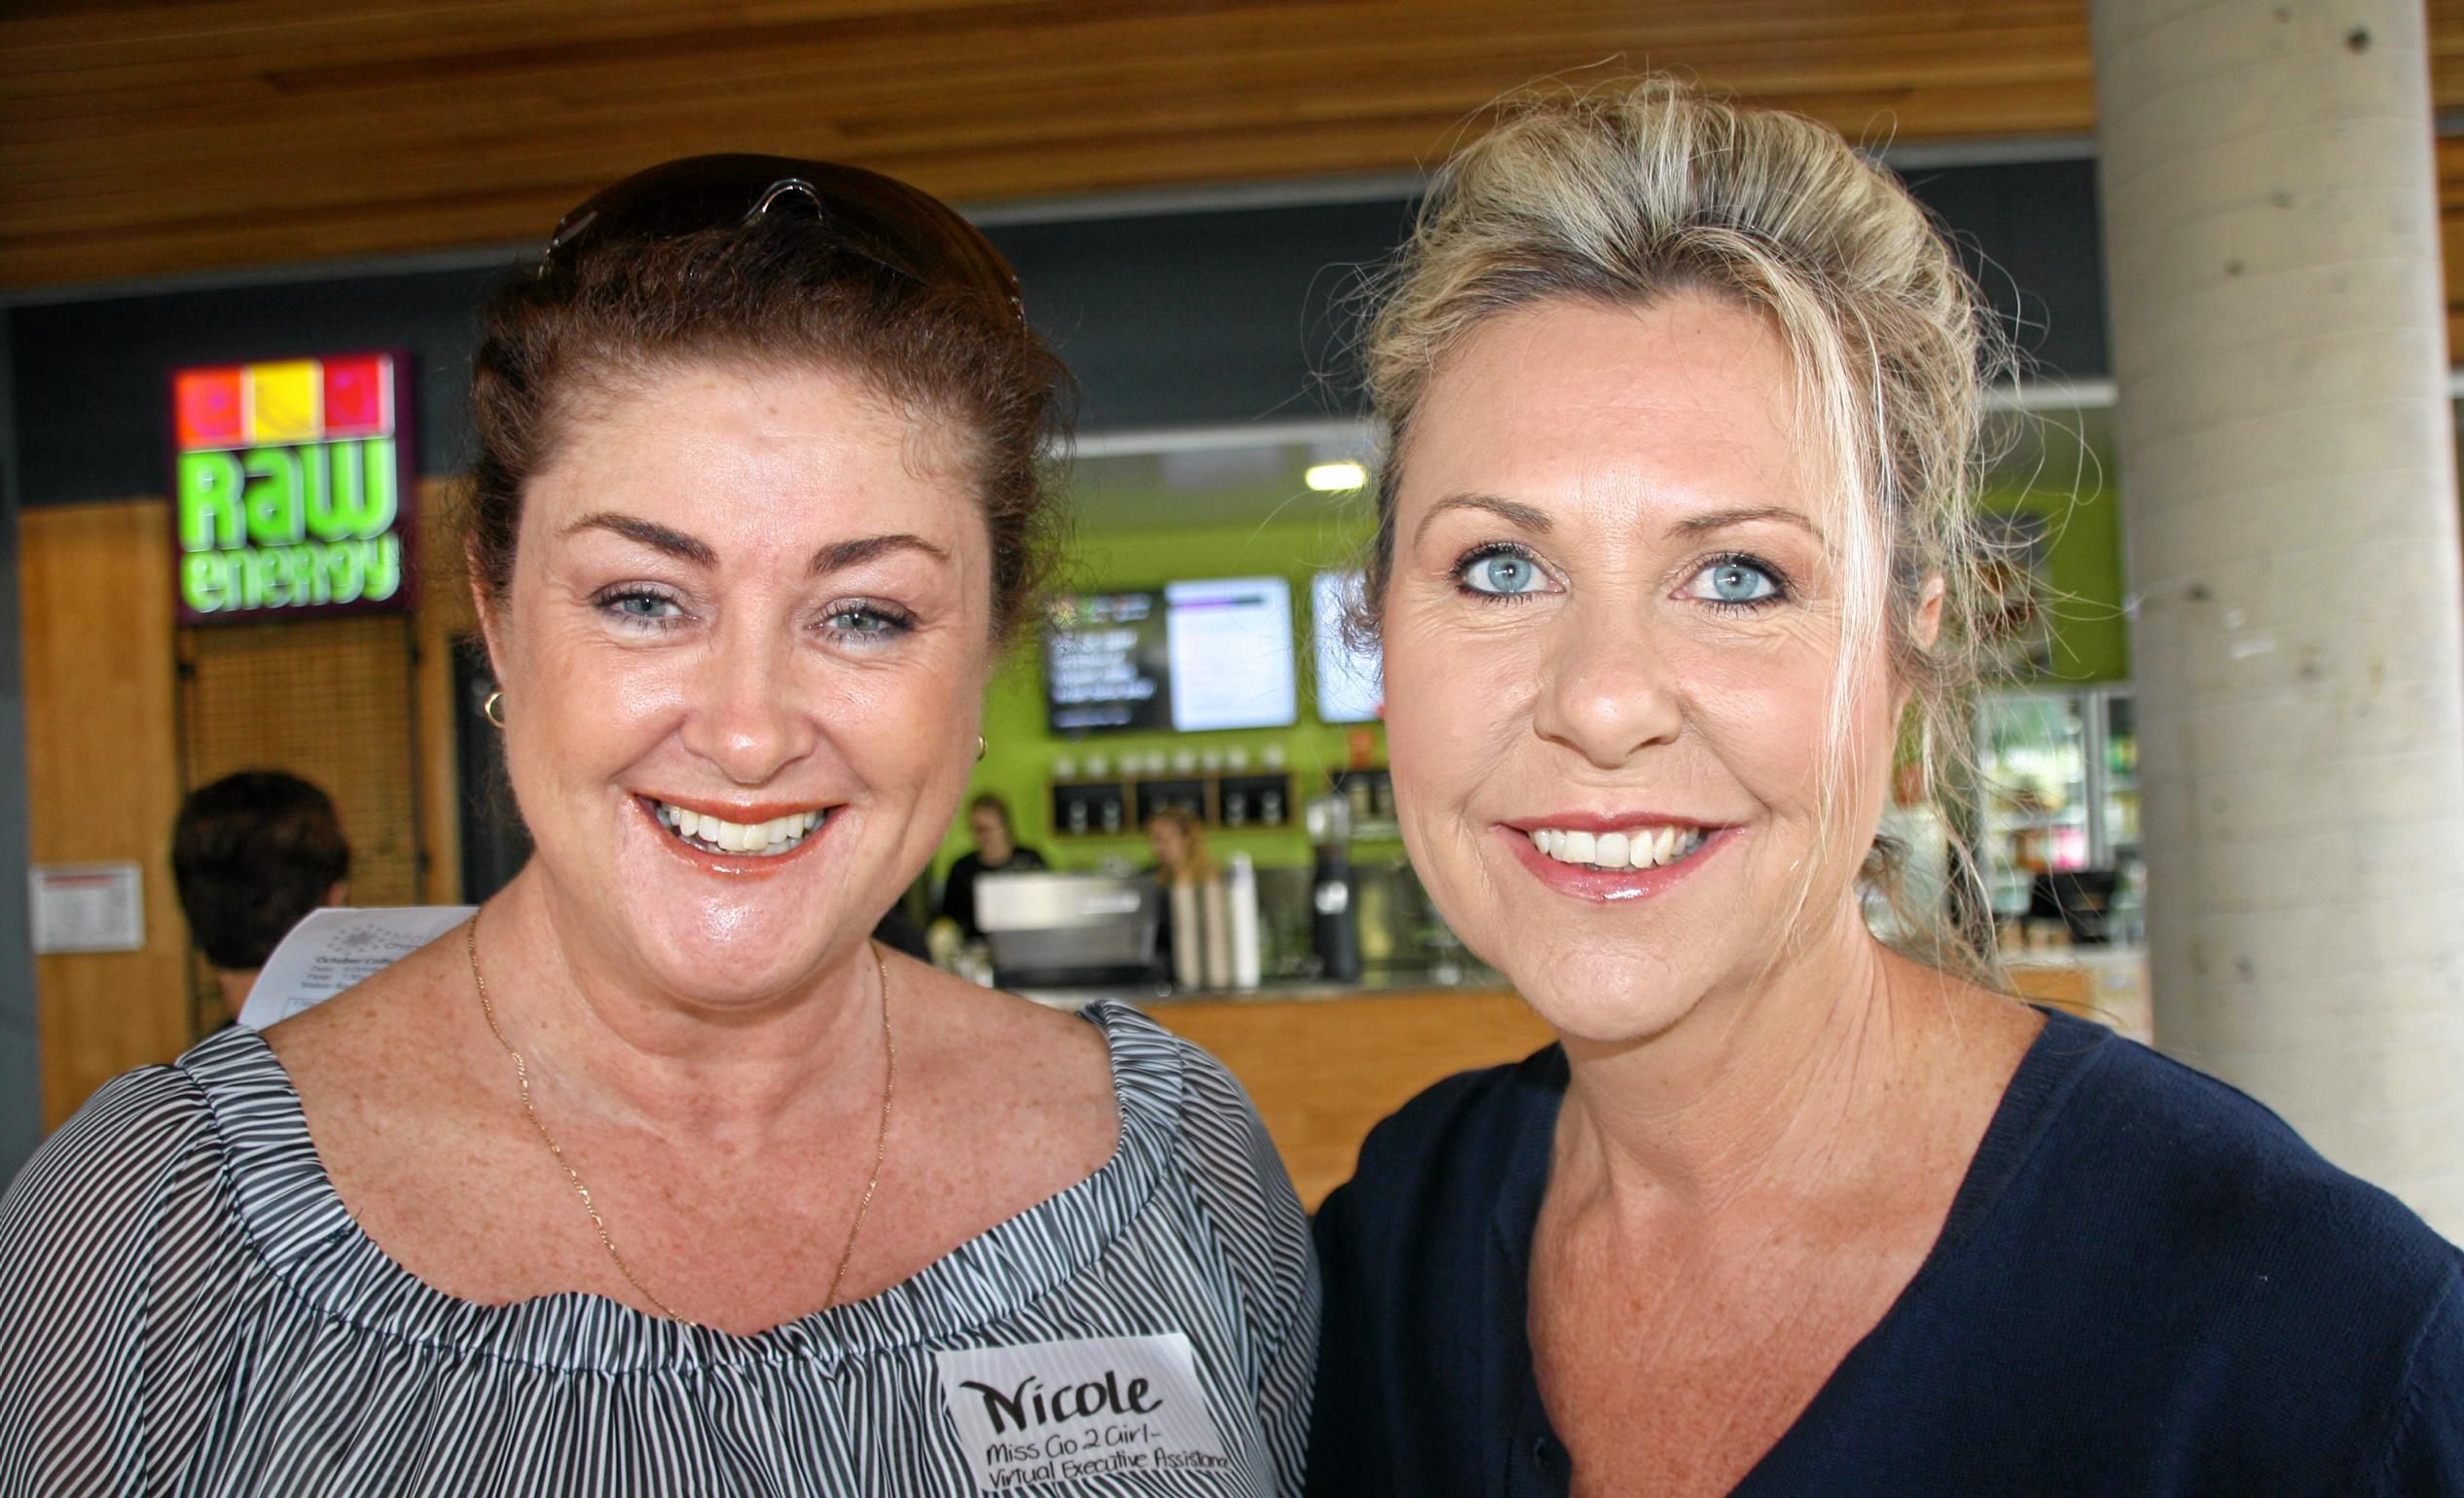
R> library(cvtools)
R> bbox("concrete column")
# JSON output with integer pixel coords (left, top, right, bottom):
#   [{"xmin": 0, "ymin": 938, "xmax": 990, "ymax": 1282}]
[{"xmin": 2091, "ymin": 0, "xmax": 2464, "ymax": 1235}]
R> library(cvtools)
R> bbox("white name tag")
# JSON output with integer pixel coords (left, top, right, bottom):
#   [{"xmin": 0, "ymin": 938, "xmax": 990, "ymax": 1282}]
[{"xmin": 935, "ymin": 1332, "xmax": 1233, "ymax": 1491}]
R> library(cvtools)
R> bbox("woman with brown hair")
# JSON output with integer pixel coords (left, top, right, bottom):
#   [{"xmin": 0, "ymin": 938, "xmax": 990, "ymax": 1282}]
[
  {"xmin": 0, "ymin": 157, "xmax": 1314, "ymax": 1496},
  {"xmin": 1306, "ymin": 80, "xmax": 2460, "ymax": 1496}
]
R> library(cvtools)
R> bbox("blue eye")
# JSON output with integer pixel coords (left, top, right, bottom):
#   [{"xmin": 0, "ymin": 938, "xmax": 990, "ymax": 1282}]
[
  {"xmin": 1461, "ymin": 550, "xmax": 1546, "ymax": 597},
  {"xmin": 600, "ymin": 589, "xmax": 683, "ymax": 625},
  {"xmin": 1689, "ymin": 558, "xmax": 1782, "ymax": 607},
  {"xmin": 822, "ymin": 603, "xmax": 914, "ymax": 641}
]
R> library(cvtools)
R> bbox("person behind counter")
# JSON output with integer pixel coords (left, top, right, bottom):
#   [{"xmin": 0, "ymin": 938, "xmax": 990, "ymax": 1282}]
[
  {"xmin": 1145, "ymin": 807, "xmax": 1221, "ymax": 988},
  {"xmin": 1, "ymin": 155, "xmax": 1315, "ymax": 1496},
  {"xmin": 1146, "ymin": 805, "xmax": 1218, "ymax": 888},
  {"xmin": 1306, "ymin": 78, "xmax": 2462, "ymax": 1496},
  {"xmin": 935, "ymin": 790, "xmax": 1046, "ymax": 939},
  {"xmin": 169, "ymin": 768, "xmax": 352, "ymax": 1023}
]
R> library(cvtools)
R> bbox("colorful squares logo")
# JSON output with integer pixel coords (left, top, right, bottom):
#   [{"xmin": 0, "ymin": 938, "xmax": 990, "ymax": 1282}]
[
  {"xmin": 173, "ymin": 354, "xmax": 397, "ymax": 450},
  {"xmin": 321, "ymin": 353, "xmax": 391, "ymax": 437},
  {"xmin": 175, "ymin": 368, "xmax": 245, "ymax": 451},
  {"xmin": 245, "ymin": 361, "xmax": 321, "ymax": 444}
]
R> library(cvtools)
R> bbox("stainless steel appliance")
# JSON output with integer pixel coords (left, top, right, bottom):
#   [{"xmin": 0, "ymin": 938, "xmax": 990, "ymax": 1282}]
[{"xmin": 973, "ymin": 871, "xmax": 1163, "ymax": 988}]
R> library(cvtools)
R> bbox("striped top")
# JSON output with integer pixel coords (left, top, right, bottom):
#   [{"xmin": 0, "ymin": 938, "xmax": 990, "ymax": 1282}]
[{"xmin": 0, "ymin": 1002, "xmax": 1318, "ymax": 1497}]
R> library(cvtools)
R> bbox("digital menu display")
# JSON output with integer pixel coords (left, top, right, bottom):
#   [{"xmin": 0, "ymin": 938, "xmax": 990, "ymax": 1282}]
[
  {"xmin": 1044, "ymin": 576, "xmax": 1300, "ymax": 735},
  {"xmin": 1312, "ymin": 569, "xmax": 1383, "ymax": 723},
  {"xmin": 1045, "ymin": 590, "xmax": 1171, "ymax": 733},
  {"xmin": 1164, "ymin": 576, "xmax": 1296, "ymax": 732}
]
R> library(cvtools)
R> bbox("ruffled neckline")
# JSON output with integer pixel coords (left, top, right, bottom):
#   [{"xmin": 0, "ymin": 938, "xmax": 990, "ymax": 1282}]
[{"xmin": 178, "ymin": 1000, "xmax": 1184, "ymax": 1376}]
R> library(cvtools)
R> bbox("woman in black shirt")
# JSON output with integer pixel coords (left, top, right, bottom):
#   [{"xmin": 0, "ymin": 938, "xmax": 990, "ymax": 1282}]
[
  {"xmin": 937, "ymin": 790, "xmax": 1046, "ymax": 939},
  {"xmin": 1307, "ymin": 75, "xmax": 2461, "ymax": 1497}
]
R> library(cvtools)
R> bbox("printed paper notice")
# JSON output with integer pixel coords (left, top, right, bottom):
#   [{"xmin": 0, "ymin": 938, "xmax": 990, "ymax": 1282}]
[
  {"xmin": 29, "ymin": 863, "xmax": 144, "ymax": 954},
  {"xmin": 935, "ymin": 1333, "xmax": 1234, "ymax": 1491},
  {"xmin": 237, "ymin": 905, "xmax": 475, "ymax": 1029}
]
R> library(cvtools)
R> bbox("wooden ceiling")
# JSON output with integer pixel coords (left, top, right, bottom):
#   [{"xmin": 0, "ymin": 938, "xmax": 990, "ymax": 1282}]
[{"xmin": 1, "ymin": 0, "xmax": 2460, "ymax": 296}]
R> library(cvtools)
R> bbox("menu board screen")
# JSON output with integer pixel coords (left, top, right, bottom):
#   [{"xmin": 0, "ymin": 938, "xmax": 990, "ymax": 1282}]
[
  {"xmin": 1164, "ymin": 576, "xmax": 1296, "ymax": 732},
  {"xmin": 1312, "ymin": 569, "xmax": 1383, "ymax": 723},
  {"xmin": 1045, "ymin": 591, "xmax": 1170, "ymax": 733}
]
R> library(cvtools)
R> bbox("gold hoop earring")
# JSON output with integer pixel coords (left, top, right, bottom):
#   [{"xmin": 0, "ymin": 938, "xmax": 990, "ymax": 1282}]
[
  {"xmin": 483, "ymin": 690, "xmax": 507, "ymax": 729},
  {"xmin": 974, "ymin": 734, "xmax": 988, "ymax": 762}
]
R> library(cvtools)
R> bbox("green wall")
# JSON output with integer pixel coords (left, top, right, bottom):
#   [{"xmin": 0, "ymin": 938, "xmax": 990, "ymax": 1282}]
[{"xmin": 1989, "ymin": 476, "xmax": 2131, "ymax": 685}]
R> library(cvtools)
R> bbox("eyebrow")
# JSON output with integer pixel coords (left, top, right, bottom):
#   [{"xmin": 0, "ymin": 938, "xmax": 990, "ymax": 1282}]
[
  {"xmin": 560, "ymin": 515, "xmax": 949, "ymax": 574},
  {"xmin": 564, "ymin": 512, "xmax": 716, "ymax": 566},
  {"xmin": 1412, "ymin": 494, "xmax": 1827, "ymax": 547},
  {"xmin": 1412, "ymin": 493, "xmax": 1553, "ymax": 546},
  {"xmin": 1669, "ymin": 505, "xmax": 1826, "ymax": 543},
  {"xmin": 812, "ymin": 533, "xmax": 951, "ymax": 574}
]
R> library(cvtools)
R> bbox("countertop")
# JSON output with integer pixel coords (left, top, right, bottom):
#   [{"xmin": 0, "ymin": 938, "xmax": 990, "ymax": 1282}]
[{"xmin": 1018, "ymin": 965, "xmax": 1512, "ymax": 1009}]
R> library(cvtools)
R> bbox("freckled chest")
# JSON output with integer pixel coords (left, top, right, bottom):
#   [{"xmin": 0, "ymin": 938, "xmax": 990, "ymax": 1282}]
[{"xmin": 1525, "ymin": 1190, "xmax": 1935, "ymax": 1498}]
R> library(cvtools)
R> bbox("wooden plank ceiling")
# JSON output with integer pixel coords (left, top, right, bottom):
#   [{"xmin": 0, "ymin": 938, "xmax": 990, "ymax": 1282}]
[{"xmin": 1, "ymin": 0, "xmax": 2460, "ymax": 301}]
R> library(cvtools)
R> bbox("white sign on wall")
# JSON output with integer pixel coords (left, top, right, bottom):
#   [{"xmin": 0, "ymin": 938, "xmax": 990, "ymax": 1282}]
[{"xmin": 29, "ymin": 862, "xmax": 145, "ymax": 954}]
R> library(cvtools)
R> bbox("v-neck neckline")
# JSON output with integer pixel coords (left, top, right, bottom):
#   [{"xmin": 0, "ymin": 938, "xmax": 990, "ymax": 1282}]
[{"xmin": 1487, "ymin": 1007, "xmax": 2112, "ymax": 1496}]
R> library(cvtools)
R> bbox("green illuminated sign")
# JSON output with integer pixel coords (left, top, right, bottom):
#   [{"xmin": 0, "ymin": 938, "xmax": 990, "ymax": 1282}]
[{"xmin": 170, "ymin": 354, "xmax": 416, "ymax": 623}]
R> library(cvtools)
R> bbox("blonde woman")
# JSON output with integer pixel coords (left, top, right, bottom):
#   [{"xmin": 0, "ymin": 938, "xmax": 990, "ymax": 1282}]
[
  {"xmin": 1146, "ymin": 806, "xmax": 1219, "ymax": 888},
  {"xmin": 1306, "ymin": 82, "xmax": 2461, "ymax": 1496}
]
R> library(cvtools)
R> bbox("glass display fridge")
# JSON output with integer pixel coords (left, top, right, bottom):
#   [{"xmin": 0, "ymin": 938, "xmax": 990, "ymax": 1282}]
[{"xmin": 1974, "ymin": 686, "xmax": 2141, "ymax": 940}]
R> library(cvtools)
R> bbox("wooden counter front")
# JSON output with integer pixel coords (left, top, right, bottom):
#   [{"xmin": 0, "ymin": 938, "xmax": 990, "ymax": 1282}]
[{"xmin": 1142, "ymin": 988, "xmax": 1549, "ymax": 1212}]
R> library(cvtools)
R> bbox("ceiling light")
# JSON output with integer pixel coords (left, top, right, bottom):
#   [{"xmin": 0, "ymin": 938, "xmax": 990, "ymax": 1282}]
[{"xmin": 1305, "ymin": 460, "xmax": 1367, "ymax": 493}]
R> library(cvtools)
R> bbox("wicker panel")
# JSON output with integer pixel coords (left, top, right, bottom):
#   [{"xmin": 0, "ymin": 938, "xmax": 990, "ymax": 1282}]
[{"xmin": 176, "ymin": 615, "xmax": 427, "ymax": 987}]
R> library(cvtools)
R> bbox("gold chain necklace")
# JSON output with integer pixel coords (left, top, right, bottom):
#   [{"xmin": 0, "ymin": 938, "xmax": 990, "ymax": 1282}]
[{"xmin": 465, "ymin": 915, "xmax": 895, "ymax": 1322}]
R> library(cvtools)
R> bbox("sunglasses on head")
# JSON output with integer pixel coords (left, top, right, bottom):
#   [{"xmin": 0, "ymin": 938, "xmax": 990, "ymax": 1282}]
[{"xmin": 542, "ymin": 154, "xmax": 1024, "ymax": 320}]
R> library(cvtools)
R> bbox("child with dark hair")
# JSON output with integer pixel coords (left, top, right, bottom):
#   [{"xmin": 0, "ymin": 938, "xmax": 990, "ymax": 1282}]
[{"xmin": 170, "ymin": 770, "xmax": 350, "ymax": 1021}]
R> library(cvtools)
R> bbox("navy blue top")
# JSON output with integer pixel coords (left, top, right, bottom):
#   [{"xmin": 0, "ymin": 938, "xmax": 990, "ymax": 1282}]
[{"xmin": 1307, "ymin": 1010, "xmax": 2464, "ymax": 1496}]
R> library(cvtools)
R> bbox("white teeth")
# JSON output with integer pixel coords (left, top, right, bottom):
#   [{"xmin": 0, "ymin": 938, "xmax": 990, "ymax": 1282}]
[
  {"xmin": 650, "ymin": 800, "xmax": 826, "ymax": 858},
  {"xmin": 1525, "ymin": 823, "xmax": 1708, "ymax": 872}
]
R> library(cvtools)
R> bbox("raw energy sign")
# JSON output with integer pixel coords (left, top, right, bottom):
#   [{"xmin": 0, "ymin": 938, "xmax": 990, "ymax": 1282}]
[{"xmin": 171, "ymin": 353, "xmax": 415, "ymax": 622}]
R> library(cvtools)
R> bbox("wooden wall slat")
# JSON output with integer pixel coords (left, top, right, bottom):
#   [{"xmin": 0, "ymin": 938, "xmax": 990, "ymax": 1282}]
[
  {"xmin": 18, "ymin": 503, "xmax": 190, "ymax": 1129},
  {"xmin": 2440, "ymin": 133, "xmax": 2464, "ymax": 359},
  {"xmin": 415, "ymin": 481, "xmax": 475, "ymax": 907}
]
